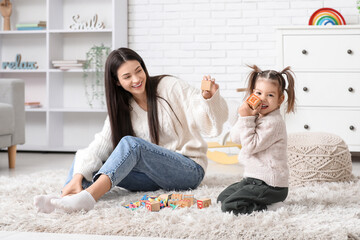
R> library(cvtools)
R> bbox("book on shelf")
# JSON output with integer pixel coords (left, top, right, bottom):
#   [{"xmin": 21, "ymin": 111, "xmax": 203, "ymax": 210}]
[
  {"xmin": 52, "ymin": 60, "xmax": 86, "ymax": 64},
  {"xmin": 59, "ymin": 66, "xmax": 84, "ymax": 70},
  {"xmin": 16, "ymin": 21, "xmax": 46, "ymax": 28},
  {"xmin": 17, "ymin": 27, "xmax": 46, "ymax": 31},
  {"xmin": 53, "ymin": 63, "xmax": 84, "ymax": 67},
  {"xmin": 25, "ymin": 102, "xmax": 42, "ymax": 109},
  {"xmin": 52, "ymin": 60, "xmax": 86, "ymax": 70}
]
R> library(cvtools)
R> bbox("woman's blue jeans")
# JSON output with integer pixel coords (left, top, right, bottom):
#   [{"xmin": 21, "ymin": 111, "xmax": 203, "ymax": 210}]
[{"xmin": 65, "ymin": 136, "xmax": 205, "ymax": 192}]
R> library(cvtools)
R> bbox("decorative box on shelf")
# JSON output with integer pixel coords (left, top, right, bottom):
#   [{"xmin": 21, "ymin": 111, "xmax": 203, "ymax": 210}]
[{"xmin": 277, "ymin": 26, "xmax": 360, "ymax": 152}]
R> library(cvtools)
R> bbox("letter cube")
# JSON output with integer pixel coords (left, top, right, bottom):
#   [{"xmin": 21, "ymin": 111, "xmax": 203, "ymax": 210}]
[
  {"xmin": 146, "ymin": 201, "xmax": 160, "ymax": 212},
  {"xmin": 183, "ymin": 194, "xmax": 195, "ymax": 205},
  {"xmin": 168, "ymin": 199, "xmax": 179, "ymax": 206},
  {"xmin": 178, "ymin": 199, "xmax": 192, "ymax": 208},
  {"xmin": 246, "ymin": 93, "xmax": 261, "ymax": 110},
  {"xmin": 201, "ymin": 80, "xmax": 212, "ymax": 91},
  {"xmin": 197, "ymin": 198, "xmax": 211, "ymax": 209},
  {"xmin": 171, "ymin": 193, "xmax": 183, "ymax": 200}
]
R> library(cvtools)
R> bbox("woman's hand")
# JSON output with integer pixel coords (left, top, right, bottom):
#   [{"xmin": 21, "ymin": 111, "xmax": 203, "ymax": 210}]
[
  {"xmin": 61, "ymin": 173, "xmax": 84, "ymax": 197},
  {"xmin": 202, "ymin": 75, "xmax": 219, "ymax": 100},
  {"xmin": 238, "ymin": 100, "xmax": 261, "ymax": 117}
]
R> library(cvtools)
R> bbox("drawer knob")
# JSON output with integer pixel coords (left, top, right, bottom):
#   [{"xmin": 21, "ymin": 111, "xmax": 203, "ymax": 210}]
[
  {"xmin": 349, "ymin": 125, "xmax": 355, "ymax": 131},
  {"xmin": 304, "ymin": 124, "xmax": 309, "ymax": 130},
  {"xmin": 347, "ymin": 49, "xmax": 353, "ymax": 55},
  {"xmin": 348, "ymin": 87, "xmax": 353, "ymax": 92},
  {"xmin": 302, "ymin": 49, "xmax": 307, "ymax": 55},
  {"xmin": 303, "ymin": 87, "xmax": 308, "ymax": 92}
]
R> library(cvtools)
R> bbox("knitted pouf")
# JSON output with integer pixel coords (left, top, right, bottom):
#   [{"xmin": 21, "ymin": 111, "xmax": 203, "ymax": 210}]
[{"xmin": 287, "ymin": 132, "xmax": 353, "ymax": 187}]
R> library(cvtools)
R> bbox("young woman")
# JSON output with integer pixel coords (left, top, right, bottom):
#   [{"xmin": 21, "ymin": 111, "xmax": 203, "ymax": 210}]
[
  {"xmin": 217, "ymin": 65, "xmax": 295, "ymax": 215},
  {"xmin": 34, "ymin": 47, "xmax": 228, "ymax": 213}
]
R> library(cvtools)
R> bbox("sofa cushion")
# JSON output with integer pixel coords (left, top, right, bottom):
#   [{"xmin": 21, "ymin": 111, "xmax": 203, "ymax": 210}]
[
  {"xmin": 0, "ymin": 135, "xmax": 12, "ymax": 147},
  {"xmin": 0, "ymin": 103, "xmax": 14, "ymax": 135}
]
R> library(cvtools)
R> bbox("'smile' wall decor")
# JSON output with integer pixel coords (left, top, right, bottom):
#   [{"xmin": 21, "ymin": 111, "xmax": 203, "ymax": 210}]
[{"xmin": 70, "ymin": 14, "xmax": 105, "ymax": 30}]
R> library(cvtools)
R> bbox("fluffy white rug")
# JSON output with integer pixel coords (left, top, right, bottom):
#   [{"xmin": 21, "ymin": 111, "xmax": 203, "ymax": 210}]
[{"xmin": 1, "ymin": 170, "xmax": 360, "ymax": 240}]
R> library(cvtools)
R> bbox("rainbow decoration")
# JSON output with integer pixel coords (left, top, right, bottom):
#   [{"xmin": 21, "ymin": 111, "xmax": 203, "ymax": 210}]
[{"xmin": 309, "ymin": 8, "xmax": 346, "ymax": 25}]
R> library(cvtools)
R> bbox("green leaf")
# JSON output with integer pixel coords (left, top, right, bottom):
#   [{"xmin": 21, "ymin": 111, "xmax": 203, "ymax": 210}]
[{"xmin": 82, "ymin": 43, "xmax": 111, "ymax": 108}]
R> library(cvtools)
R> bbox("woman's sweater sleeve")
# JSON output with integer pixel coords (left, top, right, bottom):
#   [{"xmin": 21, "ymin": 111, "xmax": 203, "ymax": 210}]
[
  {"xmin": 165, "ymin": 77, "xmax": 228, "ymax": 138},
  {"xmin": 195, "ymin": 89, "xmax": 229, "ymax": 137},
  {"xmin": 73, "ymin": 116, "xmax": 113, "ymax": 181}
]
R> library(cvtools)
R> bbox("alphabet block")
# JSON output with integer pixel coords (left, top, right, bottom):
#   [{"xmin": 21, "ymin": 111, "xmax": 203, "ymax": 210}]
[
  {"xmin": 183, "ymin": 194, "xmax": 195, "ymax": 205},
  {"xmin": 168, "ymin": 199, "xmax": 179, "ymax": 206},
  {"xmin": 171, "ymin": 193, "xmax": 183, "ymax": 200},
  {"xmin": 178, "ymin": 199, "xmax": 192, "ymax": 208},
  {"xmin": 197, "ymin": 198, "xmax": 211, "ymax": 209},
  {"xmin": 246, "ymin": 93, "xmax": 261, "ymax": 110},
  {"xmin": 201, "ymin": 80, "xmax": 212, "ymax": 91},
  {"xmin": 146, "ymin": 201, "xmax": 160, "ymax": 212}
]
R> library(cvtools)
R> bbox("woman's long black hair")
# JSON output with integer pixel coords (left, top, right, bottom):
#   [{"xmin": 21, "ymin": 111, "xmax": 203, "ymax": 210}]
[{"xmin": 104, "ymin": 47, "xmax": 168, "ymax": 148}]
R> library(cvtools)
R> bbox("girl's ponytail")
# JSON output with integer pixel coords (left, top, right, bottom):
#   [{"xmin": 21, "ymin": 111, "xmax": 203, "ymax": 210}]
[
  {"xmin": 281, "ymin": 66, "xmax": 296, "ymax": 113},
  {"xmin": 246, "ymin": 65, "xmax": 262, "ymax": 97}
]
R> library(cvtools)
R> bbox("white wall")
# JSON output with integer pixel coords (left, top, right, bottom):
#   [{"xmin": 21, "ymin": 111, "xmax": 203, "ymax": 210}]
[{"xmin": 128, "ymin": 0, "xmax": 359, "ymax": 101}]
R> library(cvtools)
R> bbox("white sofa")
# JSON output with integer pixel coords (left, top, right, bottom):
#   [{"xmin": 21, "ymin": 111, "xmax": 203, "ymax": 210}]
[{"xmin": 0, "ymin": 79, "xmax": 25, "ymax": 168}]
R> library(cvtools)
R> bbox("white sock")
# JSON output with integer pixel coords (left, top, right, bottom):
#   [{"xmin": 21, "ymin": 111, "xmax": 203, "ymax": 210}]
[
  {"xmin": 34, "ymin": 194, "xmax": 60, "ymax": 214},
  {"xmin": 267, "ymin": 202, "xmax": 285, "ymax": 211},
  {"xmin": 50, "ymin": 190, "xmax": 96, "ymax": 213}
]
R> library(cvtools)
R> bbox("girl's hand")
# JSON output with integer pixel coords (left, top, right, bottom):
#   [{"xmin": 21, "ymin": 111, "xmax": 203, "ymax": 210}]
[
  {"xmin": 61, "ymin": 174, "xmax": 84, "ymax": 197},
  {"xmin": 202, "ymin": 75, "xmax": 219, "ymax": 99},
  {"xmin": 238, "ymin": 101, "xmax": 261, "ymax": 117}
]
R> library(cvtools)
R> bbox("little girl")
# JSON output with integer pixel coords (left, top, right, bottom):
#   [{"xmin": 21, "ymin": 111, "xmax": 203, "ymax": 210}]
[{"xmin": 217, "ymin": 65, "xmax": 295, "ymax": 215}]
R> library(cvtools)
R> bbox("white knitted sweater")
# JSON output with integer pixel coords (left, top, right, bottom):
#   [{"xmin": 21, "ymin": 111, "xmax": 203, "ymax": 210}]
[
  {"xmin": 74, "ymin": 76, "xmax": 229, "ymax": 181},
  {"xmin": 230, "ymin": 109, "xmax": 289, "ymax": 187}
]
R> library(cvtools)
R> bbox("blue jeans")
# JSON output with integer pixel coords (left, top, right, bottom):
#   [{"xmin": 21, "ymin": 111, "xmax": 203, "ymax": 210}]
[{"xmin": 65, "ymin": 136, "xmax": 205, "ymax": 192}]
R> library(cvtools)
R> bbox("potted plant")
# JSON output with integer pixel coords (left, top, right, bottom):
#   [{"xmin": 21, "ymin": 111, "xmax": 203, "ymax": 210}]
[{"xmin": 82, "ymin": 43, "xmax": 110, "ymax": 108}]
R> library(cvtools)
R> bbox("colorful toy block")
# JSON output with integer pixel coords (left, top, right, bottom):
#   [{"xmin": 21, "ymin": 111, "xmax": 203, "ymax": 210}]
[
  {"xmin": 197, "ymin": 198, "xmax": 211, "ymax": 209},
  {"xmin": 168, "ymin": 199, "xmax": 179, "ymax": 206},
  {"xmin": 171, "ymin": 193, "xmax": 183, "ymax": 200},
  {"xmin": 246, "ymin": 93, "xmax": 261, "ymax": 110},
  {"xmin": 201, "ymin": 80, "xmax": 212, "ymax": 91},
  {"xmin": 146, "ymin": 201, "xmax": 160, "ymax": 212},
  {"xmin": 178, "ymin": 199, "xmax": 192, "ymax": 208},
  {"xmin": 124, "ymin": 193, "xmax": 211, "ymax": 212},
  {"xmin": 183, "ymin": 194, "xmax": 195, "ymax": 205}
]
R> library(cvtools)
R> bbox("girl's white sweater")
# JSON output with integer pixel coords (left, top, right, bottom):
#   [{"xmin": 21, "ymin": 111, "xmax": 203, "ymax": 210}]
[{"xmin": 230, "ymin": 109, "xmax": 289, "ymax": 187}]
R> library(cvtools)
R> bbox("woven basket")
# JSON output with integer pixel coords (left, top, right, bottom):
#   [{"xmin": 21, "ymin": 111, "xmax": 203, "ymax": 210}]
[{"xmin": 287, "ymin": 132, "xmax": 353, "ymax": 187}]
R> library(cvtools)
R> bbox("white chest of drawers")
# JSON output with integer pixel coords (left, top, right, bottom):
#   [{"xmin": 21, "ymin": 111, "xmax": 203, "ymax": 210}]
[{"xmin": 277, "ymin": 26, "xmax": 360, "ymax": 152}]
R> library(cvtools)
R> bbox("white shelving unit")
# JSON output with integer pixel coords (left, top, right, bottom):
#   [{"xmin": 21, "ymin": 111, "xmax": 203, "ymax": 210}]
[{"xmin": 0, "ymin": 0, "xmax": 128, "ymax": 151}]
